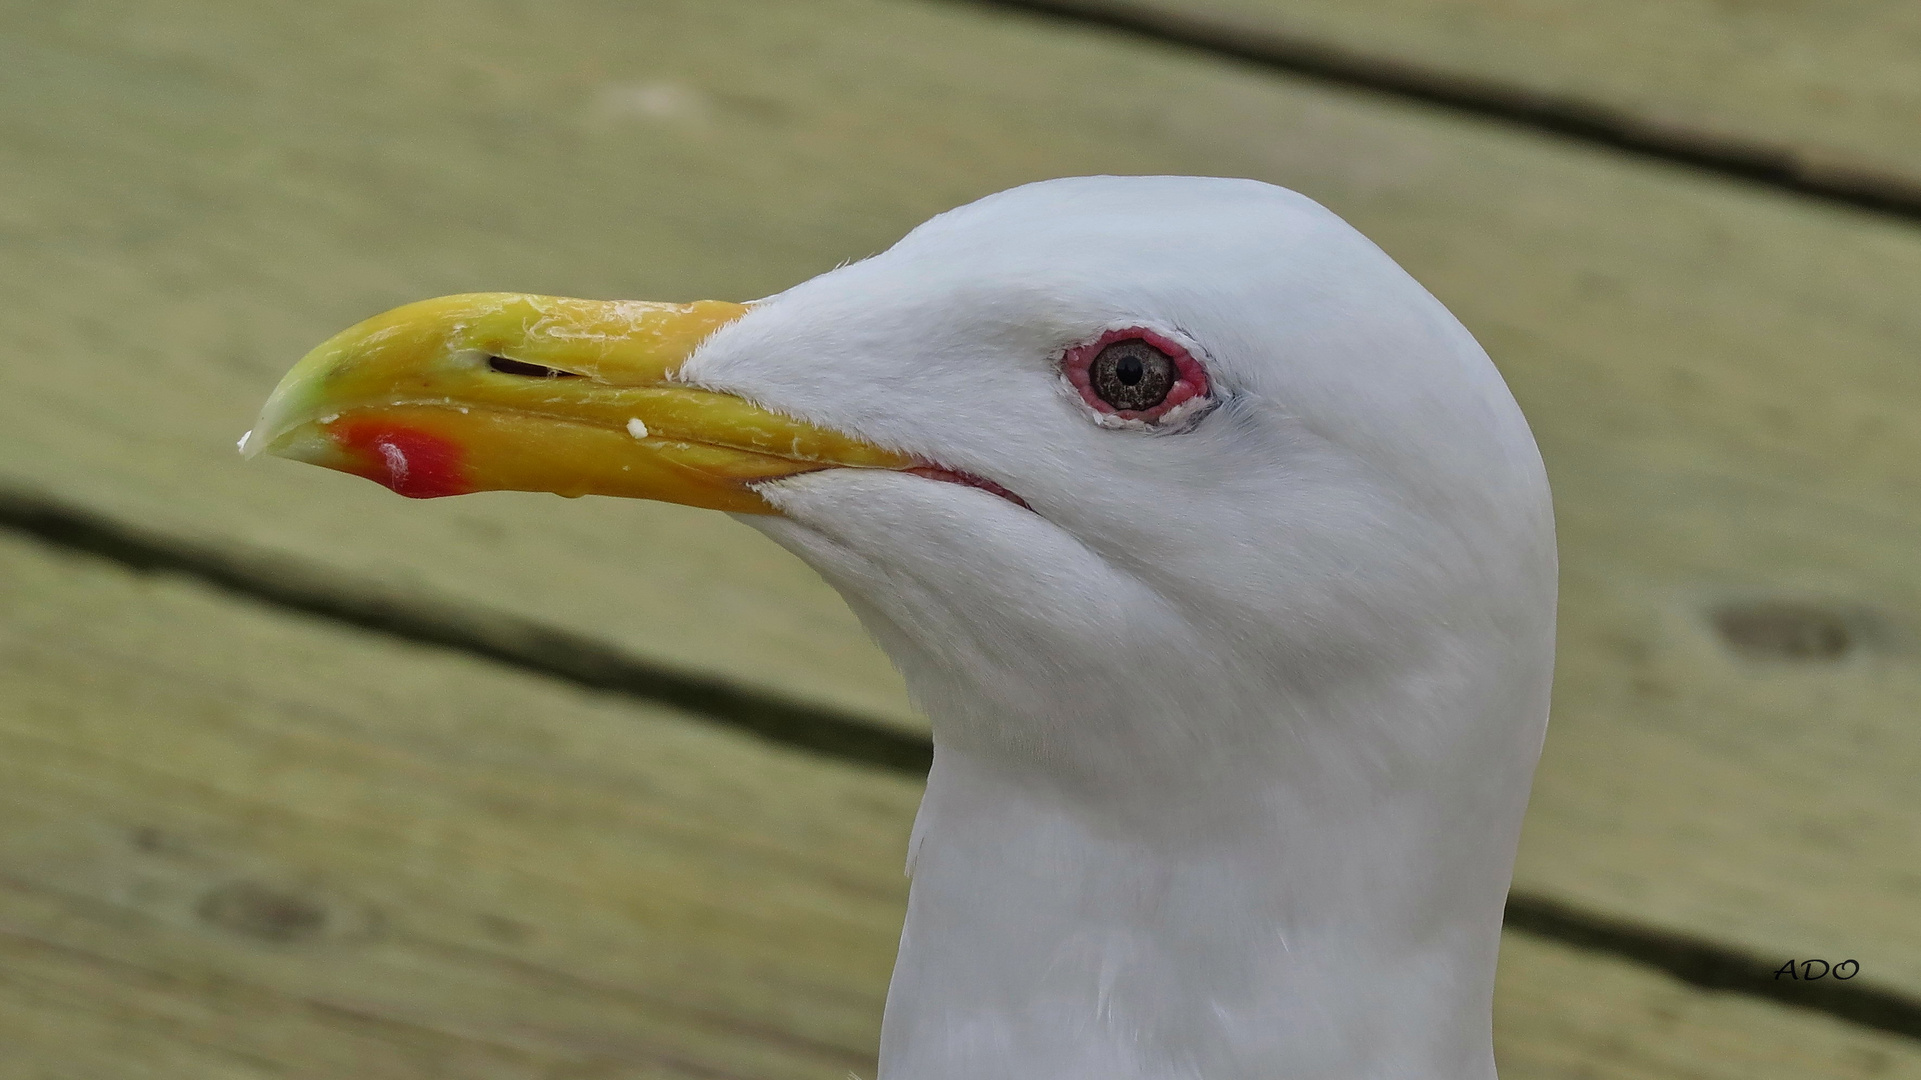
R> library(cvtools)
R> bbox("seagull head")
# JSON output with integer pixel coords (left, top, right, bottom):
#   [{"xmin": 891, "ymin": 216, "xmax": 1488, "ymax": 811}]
[
  {"xmin": 251, "ymin": 175, "xmax": 1556, "ymax": 1078},
  {"xmin": 685, "ymin": 177, "xmax": 1556, "ymax": 807}
]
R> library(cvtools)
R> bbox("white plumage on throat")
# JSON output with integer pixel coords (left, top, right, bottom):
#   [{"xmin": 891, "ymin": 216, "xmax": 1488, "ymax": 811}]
[{"xmin": 682, "ymin": 176, "xmax": 1558, "ymax": 1080}]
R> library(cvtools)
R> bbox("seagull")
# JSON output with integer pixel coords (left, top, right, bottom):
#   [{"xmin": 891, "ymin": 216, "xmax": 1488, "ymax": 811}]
[{"xmin": 248, "ymin": 176, "xmax": 1557, "ymax": 1080}]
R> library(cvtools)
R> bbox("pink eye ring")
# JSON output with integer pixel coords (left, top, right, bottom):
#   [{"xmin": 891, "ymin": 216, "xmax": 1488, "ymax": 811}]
[{"xmin": 1061, "ymin": 327, "xmax": 1211, "ymax": 425}]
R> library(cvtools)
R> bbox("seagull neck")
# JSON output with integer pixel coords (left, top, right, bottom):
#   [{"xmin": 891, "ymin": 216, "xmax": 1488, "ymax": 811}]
[{"xmin": 877, "ymin": 743, "xmax": 1509, "ymax": 1080}]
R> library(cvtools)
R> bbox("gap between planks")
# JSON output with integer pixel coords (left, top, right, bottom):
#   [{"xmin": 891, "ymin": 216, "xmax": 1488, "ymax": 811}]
[
  {"xmin": 949, "ymin": 0, "xmax": 1921, "ymax": 222},
  {"xmin": 4, "ymin": 483, "xmax": 1918, "ymax": 1043}
]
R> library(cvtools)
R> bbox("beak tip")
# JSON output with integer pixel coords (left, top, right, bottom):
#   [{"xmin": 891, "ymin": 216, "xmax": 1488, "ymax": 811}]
[{"xmin": 238, "ymin": 423, "xmax": 287, "ymax": 461}]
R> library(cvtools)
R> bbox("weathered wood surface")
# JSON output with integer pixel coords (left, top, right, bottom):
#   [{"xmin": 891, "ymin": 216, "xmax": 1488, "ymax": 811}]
[
  {"xmin": 1062, "ymin": 0, "xmax": 1921, "ymax": 191},
  {"xmin": 0, "ymin": 531, "xmax": 906, "ymax": 1078},
  {"xmin": 2, "ymin": 0, "xmax": 1920, "ymax": 1056},
  {"xmin": 4, "ymin": 531, "xmax": 1920, "ymax": 1078}
]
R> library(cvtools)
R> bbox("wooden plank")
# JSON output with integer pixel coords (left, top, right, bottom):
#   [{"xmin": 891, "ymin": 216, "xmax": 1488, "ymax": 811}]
[
  {"xmin": 1053, "ymin": 0, "xmax": 1921, "ymax": 194},
  {"xmin": 1494, "ymin": 935, "xmax": 1921, "ymax": 1080},
  {"xmin": 0, "ymin": 530, "xmax": 913, "ymax": 1078},
  {"xmin": 0, "ymin": 0, "xmax": 923, "ymax": 734},
  {"xmin": 3, "ymin": 531, "xmax": 1919, "ymax": 1077},
  {"xmin": 2, "ymin": 0, "xmax": 1920, "ymax": 1002}
]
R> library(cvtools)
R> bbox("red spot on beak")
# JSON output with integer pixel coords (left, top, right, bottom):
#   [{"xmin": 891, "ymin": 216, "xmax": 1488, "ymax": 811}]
[{"xmin": 334, "ymin": 419, "xmax": 471, "ymax": 499}]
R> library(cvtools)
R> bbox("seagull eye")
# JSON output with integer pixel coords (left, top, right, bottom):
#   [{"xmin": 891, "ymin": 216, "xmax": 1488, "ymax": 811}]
[
  {"xmin": 1061, "ymin": 328, "xmax": 1211, "ymax": 426},
  {"xmin": 1089, "ymin": 340, "xmax": 1177, "ymax": 412}
]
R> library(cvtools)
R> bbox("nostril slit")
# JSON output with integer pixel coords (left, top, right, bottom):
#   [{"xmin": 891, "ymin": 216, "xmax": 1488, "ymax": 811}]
[{"xmin": 488, "ymin": 356, "xmax": 582, "ymax": 378}]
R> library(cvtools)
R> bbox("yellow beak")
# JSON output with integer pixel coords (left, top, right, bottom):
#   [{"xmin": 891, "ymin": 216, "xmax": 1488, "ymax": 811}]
[{"xmin": 245, "ymin": 293, "xmax": 911, "ymax": 514}]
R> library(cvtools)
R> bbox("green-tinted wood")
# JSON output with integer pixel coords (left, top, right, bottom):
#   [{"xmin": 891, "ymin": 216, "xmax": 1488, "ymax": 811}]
[
  {"xmin": 0, "ymin": 0, "xmax": 927, "ymax": 733},
  {"xmin": 1105, "ymin": 0, "xmax": 1921, "ymax": 189},
  {"xmin": 3, "ymin": 532, "xmax": 1919, "ymax": 1077},
  {"xmin": 0, "ymin": 530, "xmax": 914, "ymax": 1078},
  {"xmin": 2, "ymin": 0, "xmax": 1919, "ymax": 1004},
  {"xmin": 1494, "ymin": 935, "xmax": 1921, "ymax": 1080}
]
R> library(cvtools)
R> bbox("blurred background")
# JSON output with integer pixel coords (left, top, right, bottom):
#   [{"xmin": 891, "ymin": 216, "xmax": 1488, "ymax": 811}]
[{"xmin": 3, "ymin": 1, "xmax": 1919, "ymax": 1076}]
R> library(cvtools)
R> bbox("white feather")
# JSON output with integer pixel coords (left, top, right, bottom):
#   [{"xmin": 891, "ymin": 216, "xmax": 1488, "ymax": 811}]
[{"xmin": 684, "ymin": 176, "xmax": 1557, "ymax": 1080}]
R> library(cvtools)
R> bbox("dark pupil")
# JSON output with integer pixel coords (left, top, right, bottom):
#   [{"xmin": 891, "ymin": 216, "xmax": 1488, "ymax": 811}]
[{"xmin": 1090, "ymin": 340, "xmax": 1177, "ymax": 412}]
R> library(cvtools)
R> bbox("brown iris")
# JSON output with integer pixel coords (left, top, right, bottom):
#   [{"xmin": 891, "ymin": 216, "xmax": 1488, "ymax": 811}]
[{"xmin": 1088, "ymin": 338, "xmax": 1178, "ymax": 412}]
